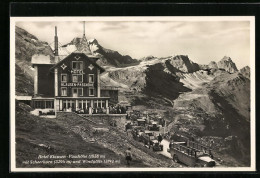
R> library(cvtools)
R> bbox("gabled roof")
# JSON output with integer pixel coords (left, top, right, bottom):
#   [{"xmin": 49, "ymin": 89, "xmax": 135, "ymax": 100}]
[{"xmin": 50, "ymin": 52, "xmax": 105, "ymax": 73}]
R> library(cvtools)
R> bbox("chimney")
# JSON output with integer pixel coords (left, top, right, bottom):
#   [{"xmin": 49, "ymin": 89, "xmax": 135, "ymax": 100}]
[{"xmin": 54, "ymin": 26, "xmax": 59, "ymax": 63}]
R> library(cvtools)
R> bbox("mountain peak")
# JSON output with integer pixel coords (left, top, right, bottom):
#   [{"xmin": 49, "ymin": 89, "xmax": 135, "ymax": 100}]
[
  {"xmin": 60, "ymin": 36, "xmax": 137, "ymax": 67},
  {"xmin": 167, "ymin": 55, "xmax": 200, "ymax": 73},
  {"xmin": 140, "ymin": 55, "xmax": 156, "ymax": 61},
  {"xmin": 217, "ymin": 56, "xmax": 238, "ymax": 73},
  {"xmin": 220, "ymin": 56, "xmax": 232, "ymax": 62},
  {"xmin": 88, "ymin": 38, "xmax": 98, "ymax": 44},
  {"xmin": 239, "ymin": 66, "xmax": 250, "ymax": 79},
  {"xmin": 66, "ymin": 36, "xmax": 92, "ymax": 55}
]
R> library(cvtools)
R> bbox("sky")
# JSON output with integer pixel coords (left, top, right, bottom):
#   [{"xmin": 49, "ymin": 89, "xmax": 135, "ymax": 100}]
[{"xmin": 16, "ymin": 20, "xmax": 251, "ymax": 69}]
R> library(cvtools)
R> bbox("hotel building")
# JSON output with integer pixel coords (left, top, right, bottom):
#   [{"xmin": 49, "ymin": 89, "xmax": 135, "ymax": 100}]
[{"xmin": 30, "ymin": 26, "xmax": 118, "ymax": 114}]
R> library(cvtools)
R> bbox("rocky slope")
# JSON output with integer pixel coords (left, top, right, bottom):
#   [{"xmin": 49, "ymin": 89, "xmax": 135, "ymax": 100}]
[
  {"xmin": 16, "ymin": 26, "xmax": 54, "ymax": 63},
  {"xmin": 15, "ymin": 26, "xmax": 54, "ymax": 95}
]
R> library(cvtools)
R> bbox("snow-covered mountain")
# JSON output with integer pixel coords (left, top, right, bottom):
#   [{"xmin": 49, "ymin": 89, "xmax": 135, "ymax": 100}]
[{"xmin": 59, "ymin": 37, "xmax": 139, "ymax": 67}]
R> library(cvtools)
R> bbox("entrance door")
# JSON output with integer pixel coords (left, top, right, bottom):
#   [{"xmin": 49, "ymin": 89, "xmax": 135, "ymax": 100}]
[{"xmin": 73, "ymin": 88, "xmax": 78, "ymax": 97}]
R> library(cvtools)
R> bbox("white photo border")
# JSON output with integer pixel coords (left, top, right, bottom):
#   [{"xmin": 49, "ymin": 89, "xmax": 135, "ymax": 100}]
[{"xmin": 10, "ymin": 16, "xmax": 256, "ymax": 172}]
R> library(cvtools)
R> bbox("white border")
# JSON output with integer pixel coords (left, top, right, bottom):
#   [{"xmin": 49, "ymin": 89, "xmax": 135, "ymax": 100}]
[{"xmin": 10, "ymin": 16, "xmax": 256, "ymax": 172}]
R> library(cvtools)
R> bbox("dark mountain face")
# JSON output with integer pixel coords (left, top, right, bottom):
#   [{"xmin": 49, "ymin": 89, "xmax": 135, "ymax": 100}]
[{"xmin": 144, "ymin": 63, "xmax": 191, "ymax": 100}]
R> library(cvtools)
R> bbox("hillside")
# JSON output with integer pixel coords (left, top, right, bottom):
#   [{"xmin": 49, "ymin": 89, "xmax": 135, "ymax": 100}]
[{"xmin": 16, "ymin": 102, "xmax": 175, "ymax": 168}]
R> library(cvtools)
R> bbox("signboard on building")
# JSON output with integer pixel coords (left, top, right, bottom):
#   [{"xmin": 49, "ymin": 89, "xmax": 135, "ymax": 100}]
[{"xmin": 61, "ymin": 83, "xmax": 94, "ymax": 87}]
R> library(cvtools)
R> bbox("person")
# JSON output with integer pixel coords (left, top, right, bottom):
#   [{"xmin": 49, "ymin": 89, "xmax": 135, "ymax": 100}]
[
  {"xmin": 125, "ymin": 148, "xmax": 132, "ymax": 166},
  {"xmin": 158, "ymin": 134, "xmax": 163, "ymax": 144}
]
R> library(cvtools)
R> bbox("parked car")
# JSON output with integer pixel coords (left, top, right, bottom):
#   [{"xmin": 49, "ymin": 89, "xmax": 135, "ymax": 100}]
[
  {"xmin": 131, "ymin": 126, "xmax": 144, "ymax": 141},
  {"xmin": 140, "ymin": 131, "xmax": 156, "ymax": 146},
  {"xmin": 137, "ymin": 119, "xmax": 146, "ymax": 127},
  {"xmin": 148, "ymin": 122, "xmax": 160, "ymax": 131},
  {"xmin": 150, "ymin": 140, "xmax": 163, "ymax": 151}
]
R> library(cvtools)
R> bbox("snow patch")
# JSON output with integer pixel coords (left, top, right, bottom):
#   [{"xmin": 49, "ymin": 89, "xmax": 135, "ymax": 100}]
[{"xmin": 100, "ymin": 73, "xmax": 129, "ymax": 89}]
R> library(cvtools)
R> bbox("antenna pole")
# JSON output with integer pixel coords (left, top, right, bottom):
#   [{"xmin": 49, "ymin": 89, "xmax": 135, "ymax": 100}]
[
  {"xmin": 83, "ymin": 21, "xmax": 85, "ymax": 37},
  {"xmin": 54, "ymin": 26, "xmax": 59, "ymax": 57}
]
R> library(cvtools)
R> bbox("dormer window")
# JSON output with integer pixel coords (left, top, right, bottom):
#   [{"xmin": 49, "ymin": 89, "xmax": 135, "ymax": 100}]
[{"xmin": 72, "ymin": 61, "xmax": 83, "ymax": 70}]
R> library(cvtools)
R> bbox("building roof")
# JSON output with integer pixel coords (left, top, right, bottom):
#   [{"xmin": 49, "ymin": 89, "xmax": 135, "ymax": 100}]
[{"xmin": 50, "ymin": 52, "xmax": 105, "ymax": 73}]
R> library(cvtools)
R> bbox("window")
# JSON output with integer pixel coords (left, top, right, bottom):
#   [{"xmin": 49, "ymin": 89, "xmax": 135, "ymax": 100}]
[
  {"xmin": 35, "ymin": 101, "xmax": 41, "ymax": 108},
  {"xmin": 72, "ymin": 88, "xmax": 83, "ymax": 97},
  {"xmin": 61, "ymin": 74, "xmax": 67, "ymax": 82},
  {"xmin": 78, "ymin": 88, "xmax": 83, "ymax": 96},
  {"xmin": 89, "ymin": 87, "xmax": 94, "ymax": 96},
  {"xmin": 89, "ymin": 74, "xmax": 94, "ymax": 83},
  {"xmin": 61, "ymin": 87, "xmax": 67, "ymax": 96},
  {"xmin": 72, "ymin": 74, "xmax": 83, "ymax": 82},
  {"xmin": 72, "ymin": 61, "xmax": 83, "ymax": 70}
]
